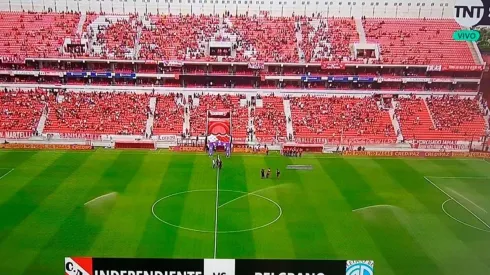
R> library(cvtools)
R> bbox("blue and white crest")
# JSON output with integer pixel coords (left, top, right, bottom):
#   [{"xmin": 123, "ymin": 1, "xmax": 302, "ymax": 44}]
[{"xmin": 346, "ymin": 260, "xmax": 374, "ymax": 275}]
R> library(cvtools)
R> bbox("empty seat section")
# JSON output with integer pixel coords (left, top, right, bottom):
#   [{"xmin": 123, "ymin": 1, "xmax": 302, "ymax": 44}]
[{"xmin": 362, "ymin": 18, "xmax": 476, "ymax": 65}]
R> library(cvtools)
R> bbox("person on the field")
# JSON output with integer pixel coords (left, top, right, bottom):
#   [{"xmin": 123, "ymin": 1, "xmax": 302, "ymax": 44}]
[
  {"xmin": 218, "ymin": 159, "xmax": 222, "ymax": 169},
  {"xmin": 261, "ymin": 168, "xmax": 265, "ymax": 179},
  {"xmin": 266, "ymin": 168, "xmax": 271, "ymax": 178},
  {"xmin": 212, "ymin": 159, "xmax": 216, "ymax": 169},
  {"xmin": 276, "ymin": 169, "xmax": 280, "ymax": 178}
]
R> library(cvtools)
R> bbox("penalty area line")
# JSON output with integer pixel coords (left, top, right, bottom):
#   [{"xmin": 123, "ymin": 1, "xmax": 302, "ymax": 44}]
[{"xmin": 424, "ymin": 176, "xmax": 490, "ymax": 231}]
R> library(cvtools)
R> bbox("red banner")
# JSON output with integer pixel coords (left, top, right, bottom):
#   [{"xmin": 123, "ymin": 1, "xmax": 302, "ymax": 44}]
[
  {"xmin": 342, "ymin": 151, "xmax": 490, "ymax": 158},
  {"xmin": 442, "ymin": 65, "xmax": 484, "ymax": 72},
  {"xmin": 321, "ymin": 62, "xmax": 346, "ymax": 70},
  {"xmin": 0, "ymin": 143, "xmax": 93, "ymax": 150}
]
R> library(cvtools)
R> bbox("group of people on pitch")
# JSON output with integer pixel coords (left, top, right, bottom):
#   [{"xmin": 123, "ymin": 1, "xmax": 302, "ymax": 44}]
[
  {"xmin": 212, "ymin": 155, "xmax": 223, "ymax": 169},
  {"xmin": 261, "ymin": 168, "xmax": 280, "ymax": 179}
]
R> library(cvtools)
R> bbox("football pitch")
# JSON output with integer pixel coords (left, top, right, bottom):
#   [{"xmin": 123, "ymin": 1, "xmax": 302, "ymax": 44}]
[{"xmin": 0, "ymin": 150, "xmax": 489, "ymax": 275}]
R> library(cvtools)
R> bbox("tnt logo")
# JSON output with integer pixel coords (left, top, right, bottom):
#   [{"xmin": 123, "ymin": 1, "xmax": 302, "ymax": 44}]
[
  {"xmin": 65, "ymin": 257, "xmax": 93, "ymax": 275},
  {"xmin": 346, "ymin": 260, "xmax": 374, "ymax": 275},
  {"xmin": 454, "ymin": 0, "xmax": 486, "ymax": 27}
]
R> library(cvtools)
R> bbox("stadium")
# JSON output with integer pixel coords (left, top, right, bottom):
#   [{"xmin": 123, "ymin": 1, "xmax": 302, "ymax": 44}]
[{"xmin": 0, "ymin": 0, "xmax": 490, "ymax": 274}]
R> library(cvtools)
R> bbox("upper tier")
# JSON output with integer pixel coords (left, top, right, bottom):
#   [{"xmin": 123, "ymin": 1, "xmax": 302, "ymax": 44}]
[{"xmin": 0, "ymin": 12, "xmax": 482, "ymax": 67}]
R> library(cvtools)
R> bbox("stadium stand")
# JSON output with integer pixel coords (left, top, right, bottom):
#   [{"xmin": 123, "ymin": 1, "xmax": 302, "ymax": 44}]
[
  {"xmin": 396, "ymin": 96, "xmax": 486, "ymax": 141},
  {"xmin": 153, "ymin": 94, "xmax": 185, "ymax": 135},
  {"xmin": 362, "ymin": 18, "xmax": 478, "ymax": 65},
  {"xmin": 0, "ymin": 12, "xmax": 80, "ymax": 61},
  {"xmin": 252, "ymin": 96, "xmax": 287, "ymax": 142},
  {"xmin": 44, "ymin": 91, "xmax": 150, "ymax": 135},
  {"xmin": 290, "ymin": 95, "xmax": 396, "ymax": 143},
  {"xmin": 0, "ymin": 89, "xmax": 46, "ymax": 133},
  {"xmin": 0, "ymin": 11, "xmax": 487, "ymax": 148},
  {"xmin": 229, "ymin": 15, "xmax": 299, "ymax": 62},
  {"xmin": 189, "ymin": 94, "xmax": 248, "ymax": 138}
]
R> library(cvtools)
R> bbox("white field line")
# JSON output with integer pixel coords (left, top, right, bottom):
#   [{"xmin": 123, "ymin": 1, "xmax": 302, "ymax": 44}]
[
  {"xmin": 1, "ymin": 149, "xmax": 489, "ymax": 162},
  {"xmin": 442, "ymin": 199, "xmax": 490, "ymax": 233},
  {"xmin": 151, "ymin": 189, "xmax": 283, "ymax": 234},
  {"xmin": 352, "ymin": 204, "xmax": 400, "ymax": 212},
  {"xmin": 446, "ymin": 187, "xmax": 487, "ymax": 214},
  {"xmin": 83, "ymin": 192, "xmax": 116, "ymax": 206},
  {"xmin": 425, "ymin": 176, "xmax": 489, "ymax": 179},
  {"xmin": 424, "ymin": 176, "xmax": 490, "ymax": 231},
  {"xmin": 218, "ymin": 184, "xmax": 288, "ymax": 209},
  {"xmin": 0, "ymin": 168, "xmax": 14, "ymax": 181},
  {"xmin": 213, "ymin": 167, "xmax": 220, "ymax": 259}
]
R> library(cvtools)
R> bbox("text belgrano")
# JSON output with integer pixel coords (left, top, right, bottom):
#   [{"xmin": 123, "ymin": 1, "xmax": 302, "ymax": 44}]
[{"xmin": 95, "ymin": 271, "xmax": 203, "ymax": 275}]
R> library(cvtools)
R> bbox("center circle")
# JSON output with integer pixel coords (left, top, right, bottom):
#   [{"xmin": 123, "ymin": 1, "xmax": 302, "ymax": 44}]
[{"xmin": 152, "ymin": 189, "xmax": 282, "ymax": 233}]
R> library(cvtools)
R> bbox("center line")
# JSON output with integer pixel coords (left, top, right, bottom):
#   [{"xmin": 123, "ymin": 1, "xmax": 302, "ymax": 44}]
[{"xmin": 213, "ymin": 167, "xmax": 220, "ymax": 259}]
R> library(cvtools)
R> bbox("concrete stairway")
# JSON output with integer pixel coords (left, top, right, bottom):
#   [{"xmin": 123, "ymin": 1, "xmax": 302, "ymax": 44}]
[
  {"xmin": 248, "ymin": 106, "xmax": 257, "ymax": 142},
  {"xmin": 77, "ymin": 12, "xmax": 87, "ymax": 35},
  {"xmin": 183, "ymin": 103, "xmax": 191, "ymax": 136},
  {"xmin": 283, "ymin": 99, "xmax": 294, "ymax": 141},
  {"xmin": 145, "ymin": 97, "xmax": 157, "ymax": 138},
  {"xmin": 35, "ymin": 104, "xmax": 49, "ymax": 135},
  {"xmin": 423, "ymin": 98, "xmax": 437, "ymax": 129},
  {"xmin": 468, "ymin": 41, "xmax": 484, "ymax": 65},
  {"xmin": 389, "ymin": 99, "xmax": 403, "ymax": 142},
  {"xmin": 354, "ymin": 17, "xmax": 367, "ymax": 43}
]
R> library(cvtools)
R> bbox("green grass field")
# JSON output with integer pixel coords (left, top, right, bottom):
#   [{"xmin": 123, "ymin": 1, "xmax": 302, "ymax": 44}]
[{"xmin": 0, "ymin": 149, "xmax": 489, "ymax": 275}]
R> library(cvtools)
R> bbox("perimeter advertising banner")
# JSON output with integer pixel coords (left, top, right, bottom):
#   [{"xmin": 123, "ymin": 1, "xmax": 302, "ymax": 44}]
[{"xmin": 65, "ymin": 258, "xmax": 374, "ymax": 275}]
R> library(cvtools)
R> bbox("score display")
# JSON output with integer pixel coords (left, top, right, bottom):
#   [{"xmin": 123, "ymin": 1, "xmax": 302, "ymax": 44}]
[{"xmin": 65, "ymin": 258, "xmax": 374, "ymax": 275}]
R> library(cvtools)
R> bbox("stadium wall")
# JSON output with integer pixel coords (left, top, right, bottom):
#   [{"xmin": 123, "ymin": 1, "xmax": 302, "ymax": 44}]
[{"xmin": 0, "ymin": 0, "xmax": 455, "ymax": 18}]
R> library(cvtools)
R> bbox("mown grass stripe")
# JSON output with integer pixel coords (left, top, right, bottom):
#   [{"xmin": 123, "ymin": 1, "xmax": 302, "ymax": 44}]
[
  {"xmin": 375, "ymin": 159, "xmax": 485, "ymax": 275},
  {"xmin": 0, "ymin": 152, "xmax": 90, "ymax": 244},
  {"xmin": 20, "ymin": 151, "xmax": 148, "ymax": 275},
  {"xmin": 304, "ymin": 157, "xmax": 394, "ymax": 275},
  {"xmin": 238, "ymin": 156, "xmax": 296, "ymax": 259},
  {"xmin": 0, "ymin": 152, "xmax": 62, "ymax": 205},
  {"xmin": 0, "ymin": 152, "xmax": 94, "ymax": 274},
  {"xmin": 264, "ymin": 156, "xmax": 337, "ymax": 259},
  {"xmin": 135, "ymin": 154, "xmax": 196, "ymax": 258},
  {"xmin": 87, "ymin": 152, "xmax": 171, "ymax": 257},
  {"xmin": 171, "ymin": 155, "xmax": 217, "ymax": 258},
  {"xmin": 214, "ymin": 156, "xmax": 256, "ymax": 259}
]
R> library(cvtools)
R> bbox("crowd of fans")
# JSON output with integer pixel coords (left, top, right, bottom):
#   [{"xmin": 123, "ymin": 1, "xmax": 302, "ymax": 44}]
[
  {"xmin": 0, "ymin": 88, "xmax": 46, "ymax": 133},
  {"xmin": 0, "ymin": 12, "xmax": 481, "ymax": 66},
  {"xmin": 252, "ymin": 96, "xmax": 287, "ymax": 142},
  {"xmin": 44, "ymin": 91, "xmax": 150, "ymax": 135},
  {"xmin": 153, "ymin": 93, "xmax": 185, "ymax": 136},
  {"xmin": 189, "ymin": 94, "xmax": 249, "ymax": 138},
  {"xmin": 0, "ymin": 12, "xmax": 80, "ymax": 61},
  {"xmin": 1, "ymin": 89, "xmax": 488, "ymax": 142},
  {"xmin": 396, "ymin": 95, "xmax": 487, "ymax": 141},
  {"xmin": 426, "ymin": 96, "xmax": 486, "ymax": 138},
  {"xmin": 290, "ymin": 95, "xmax": 396, "ymax": 142}
]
